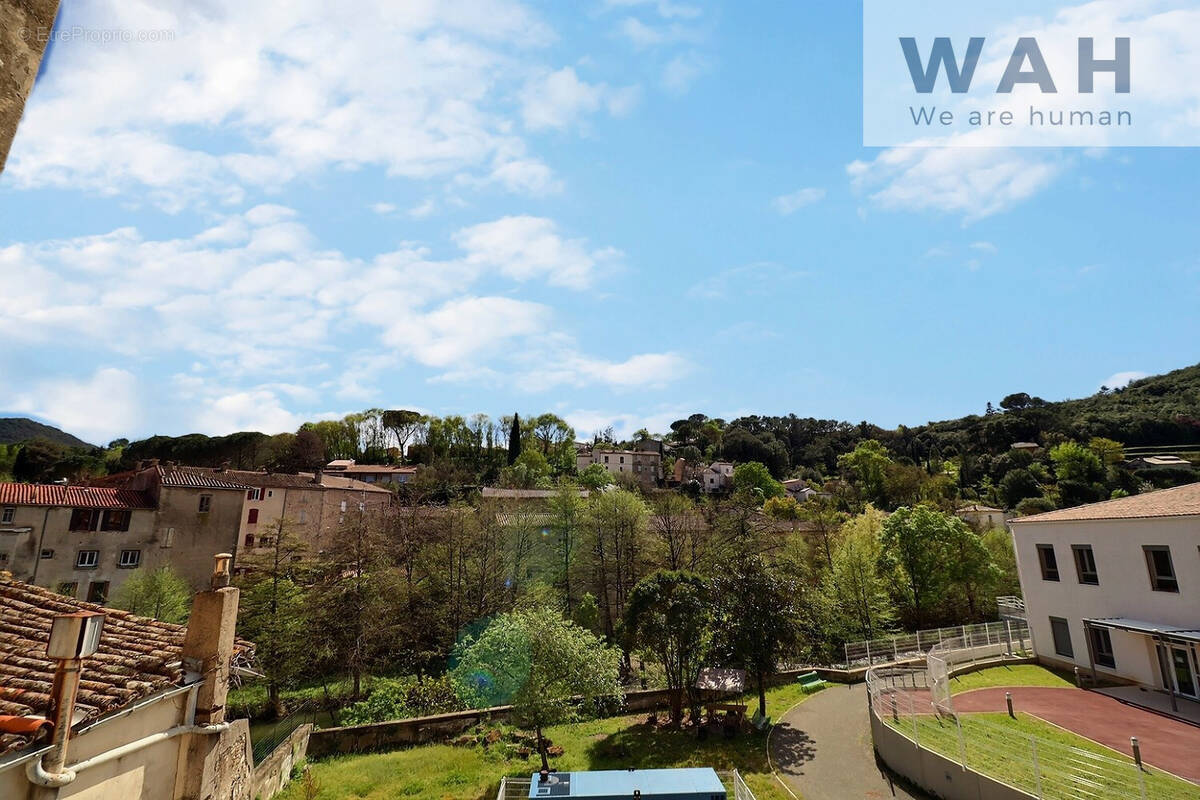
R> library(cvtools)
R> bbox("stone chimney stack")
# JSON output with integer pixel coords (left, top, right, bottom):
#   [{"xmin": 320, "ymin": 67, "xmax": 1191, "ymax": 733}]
[
  {"xmin": 312, "ymin": 468, "xmax": 323, "ymax": 484},
  {"xmin": 181, "ymin": 554, "xmax": 239, "ymax": 726}
]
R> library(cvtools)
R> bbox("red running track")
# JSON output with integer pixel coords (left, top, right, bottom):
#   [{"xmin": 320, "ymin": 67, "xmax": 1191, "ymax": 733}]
[{"xmin": 954, "ymin": 687, "xmax": 1200, "ymax": 784}]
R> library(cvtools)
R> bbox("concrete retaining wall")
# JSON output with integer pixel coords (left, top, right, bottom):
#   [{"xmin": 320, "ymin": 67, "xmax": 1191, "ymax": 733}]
[
  {"xmin": 870, "ymin": 711, "xmax": 1032, "ymax": 800},
  {"xmin": 251, "ymin": 723, "xmax": 312, "ymax": 800}
]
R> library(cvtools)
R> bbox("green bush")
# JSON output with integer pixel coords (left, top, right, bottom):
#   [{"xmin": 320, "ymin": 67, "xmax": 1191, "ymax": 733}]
[{"xmin": 341, "ymin": 675, "xmax": 469, "ymax": 725}]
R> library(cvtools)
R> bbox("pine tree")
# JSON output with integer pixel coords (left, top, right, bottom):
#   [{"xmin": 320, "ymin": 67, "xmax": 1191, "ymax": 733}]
[{"xmin": 507, "ymin": 413, "xmax": 522, "ymax": 465}]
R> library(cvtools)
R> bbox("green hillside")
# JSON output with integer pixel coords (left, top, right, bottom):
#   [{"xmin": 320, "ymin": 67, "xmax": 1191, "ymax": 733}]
[{"xmin": 0, "ymin": 417, "xmax": 94, "ymax": 449}]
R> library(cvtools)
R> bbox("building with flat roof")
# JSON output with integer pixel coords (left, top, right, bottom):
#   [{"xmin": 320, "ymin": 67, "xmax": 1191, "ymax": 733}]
[
  {"xmin": 530, "ymin": 768, "xmax": 725, "ymax": 800},
  {"xmin": 1010, "ymin": 483, "xmax": 1200, "ymax": 711}
]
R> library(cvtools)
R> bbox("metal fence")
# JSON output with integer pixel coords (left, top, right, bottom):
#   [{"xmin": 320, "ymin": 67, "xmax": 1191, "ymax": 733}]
[
  {"xmin": 841, "ymin": 618, "xmax": 1032, "ymax": 670},
  {"xmin": 867, "ymin": 653, "xmax": 1196, "ymax": 799},
  {"xmin": 498, "ymin": 770, "xmax": 757, "ymax": 800}
]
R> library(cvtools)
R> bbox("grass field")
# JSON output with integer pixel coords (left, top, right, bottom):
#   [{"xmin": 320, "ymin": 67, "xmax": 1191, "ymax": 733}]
[
  {"xmin": 277, "ymin": 682, "xmax": 816, "ymax": 800},
  {"xmin": 887, "ymin": 712, "xmax": 1200, "ymax": 800},
  {"xmin": 948, "ymin": 664, "xmax": 1074, "ymax": 695}
]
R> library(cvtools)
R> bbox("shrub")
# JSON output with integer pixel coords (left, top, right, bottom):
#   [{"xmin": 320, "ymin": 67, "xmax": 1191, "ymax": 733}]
[{"xmin": 340, "ymin": 675, "xmax": 469, "ymax": 725}]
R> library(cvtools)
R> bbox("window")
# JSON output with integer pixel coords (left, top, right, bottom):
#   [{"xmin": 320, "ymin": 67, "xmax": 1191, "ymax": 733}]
[
  {"xmin": 75, "ymin": 550, "xmax": 99, "ymax": 569},
  {"xmin": 620, "ymin": 456, "xmax": 625, "ymax": 464},
  {"xmin": 198, "ymin": 494, "xmax": 213, "ymax": 513},
  {"xmin": 258, "ymin": 536, "xmax": 276, "ymax": 549},
  {"xmin": 160, "ymin": 527, "xmax": 175, "ymax": 548},
  {"xmin": 340, "ymin": 500, "xmax": 347, "ymax": 512},
  {"xmin": 1090, "ymin": 627, "xmax": 1115, "ymax": 668},
  {"xmin": 101, "ymin": 509, "xmax": 131, "ymax": 532},
  {"xmin": 247, "ymin": 488, "xmax": 262, "ymax": 501},
  {"xmin": 1072, "ymin": 545, "xmax": 1098, "ymax": 585},
  {"xmin": 1, "ymin": 507, "xmax": 14, "ymax": 524},
  {"xmin": 40, "ymin": 549, "xmax": 54, "ymax": 559},
  {"xmin": 247, "ymin": 508, "xmax": 259, "ymax": 524},
  {"xmin": 1037, "ymin": 544, "xmax": 1059, "ymax": 581},
  {"xmin": 245, "ymin": 534, "xmax": 255, "ymax": 547},
  {"xmin": 70, "ymin": 508, "xmax": 100, "ymax": 531},
  {"xmin": 267, "ymin": 490, "xmax": 273, "ymax": 498},
  {"xmin": 118, "ymin": 549, "xmax": 141, "ymax": 568},
  {"xmin": 56, "ymin": 582, "xmax": 78, "ymax": 598},
  {"xmin": 298, "ymin": 510, "xmax": 307, "ymax": 524},
  {"xmin": 1144, "ymin": 546, "xmax": 1178, "ymax": 592},
  {"xmin": 87, "ymin": 581, "xmax": 110, "ymax": 604},
  {"xmin": 1049, "ymin": 616, "xmax": 1073, "ymax": 658}
]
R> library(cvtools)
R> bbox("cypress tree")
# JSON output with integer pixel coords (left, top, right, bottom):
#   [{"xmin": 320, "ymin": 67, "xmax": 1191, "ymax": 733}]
[{"xmin": 508, "ymin": 413, "xmax": 522, "ymax": 465}]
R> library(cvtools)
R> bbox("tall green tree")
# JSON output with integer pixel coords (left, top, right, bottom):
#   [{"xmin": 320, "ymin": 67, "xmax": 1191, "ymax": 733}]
[
  {"xmin": 112, "ymin": 565, "xmax": 191, "ymax": 624},
  {"xmin": 879, "ymin": 505, "xmax": 995, "ymax": 628},
  {"xmin": 623, "ymin": 570, "xmax": 711, "ymax": 725},
  {"xmin": 382, "ymin": 410, "xmax": 427, "ymax": 463},
  {"xmin": 452, "ymin": 609, "xmax": 621, "ymax": 771},
  {"xmin": 823, "ymin": 507, "xmax": 893, "ymax": 641},
  {"xmin": 237, "ymin": 517, "xmax": 310, "ymax": 714},
  {"xmin": 711, "ymin": 557, "xmax": 801, "ymax": 717},
  {"xmin": 508, "ymin": 413, "xmax": 523, "ymax": 465},
  {"xmin": 731, "ymin": 461, "xmax": 786, "ymax": 500}
]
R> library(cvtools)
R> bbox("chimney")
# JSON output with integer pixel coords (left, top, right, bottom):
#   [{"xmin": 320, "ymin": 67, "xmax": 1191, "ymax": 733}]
[
  {"xmin": 31, "ymin": 611, "xmax": 105, "ymax": 787},
  {"xmin": 312, "ymin": 468, "xmax": 323, "ymax": 485},
  {"xmin": 181, "ymin": 554, "xmax": 239, "ymax": 726},
  {"xmin": 216, "ymin": 460, "xmax": 230, "ymax": 473}
]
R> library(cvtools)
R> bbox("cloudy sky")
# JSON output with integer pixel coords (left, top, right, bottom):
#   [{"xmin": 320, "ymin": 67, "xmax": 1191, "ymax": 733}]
[{"xmin": 1, "ymin": 0, "xmax": 1197, "ymax": 444}]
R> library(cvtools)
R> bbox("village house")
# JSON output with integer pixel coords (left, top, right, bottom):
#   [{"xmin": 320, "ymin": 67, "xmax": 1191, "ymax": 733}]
[
  {"xmin": 0, "ymin": 559, "xmax": 257, "ymax": 800},
  {"xmin": 184, "ymin": 467, "xmax": 394, "ymax": 553},
  {"xmin": 702, "ymin": 461, "xmax": 734, "ymax": 494},
  {"xmin": 576, "ymin": 448, "xmax": 662, "ymax": 487},
  {"xmin": 955, "ymin": 503, "xmax": 1009, "ymax": 531},
  {"xmin": 323, "ymin": 459, "xmax": 418, "ymax": 486},
  {"xmin": 1010, "ymin": 483, "xmax": 1200, "ymax": 718},
  {"xmin": 1, "ymin": 463, "xmax": 248, "ymax": 600}
]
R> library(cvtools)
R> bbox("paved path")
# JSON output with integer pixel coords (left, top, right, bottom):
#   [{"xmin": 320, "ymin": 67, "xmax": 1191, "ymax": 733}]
[
  {"xmin": 769, "ymin": 682, "xmax": 929, "ymax": 800},
  {"xmin": 955, "ymin": 687, "xmax": 1200, "ymax": 783}
]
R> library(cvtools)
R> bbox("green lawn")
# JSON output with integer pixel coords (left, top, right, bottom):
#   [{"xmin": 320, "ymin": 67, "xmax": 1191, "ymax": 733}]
[
  {"xmin": 278, "ymin": 682, "xmax": 818, "ymax": 800},
  {"xmin": 949, "ymin": 664, "xmax": 1074, "ymax": 695},
  {"xmin": 887, "ymin": 712, "xmax": 1200, "ymax": 800}
]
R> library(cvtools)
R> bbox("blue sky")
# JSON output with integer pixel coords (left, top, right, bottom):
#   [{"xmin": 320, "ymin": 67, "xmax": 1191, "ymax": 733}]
[{"xmin": 1, "ymin": 0, "xmax": 1197, "ymax": 445}]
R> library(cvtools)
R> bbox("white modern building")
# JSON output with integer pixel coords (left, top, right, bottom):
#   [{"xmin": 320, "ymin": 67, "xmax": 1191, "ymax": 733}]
[{"xmin": 1010, "ymin": 483, "xmax": 1200, "ymax": 710}]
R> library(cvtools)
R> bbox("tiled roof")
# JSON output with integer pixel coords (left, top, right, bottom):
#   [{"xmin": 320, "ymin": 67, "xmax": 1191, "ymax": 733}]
[
  {"xmin": 958, "ymin": 504, "xmax": 1004, "ymax": 514},
  {"xmin": 160, "ymin": 467, "xmax": 253, "ymax": 491},
  {"xmin": 1011, "ymin": 482, "xmax": 1200, "ymax": 524},
  {"xmin": 0, "ymin": 484, "xmax": 155, "ymax": 510},
  {"xmin": 481, "ymin": 488, "xmax": 590, "ymax": 499},
  {"xmin": 0, "ymin": 576, "xmax": 187, "ymax": 754},
  {"xmin": 187, "ymin": 469, "xmax": 392, "ymax": 495},
  {"xmin": 331, "ymin": 464, "xmax": 418, "ymax": 475}
]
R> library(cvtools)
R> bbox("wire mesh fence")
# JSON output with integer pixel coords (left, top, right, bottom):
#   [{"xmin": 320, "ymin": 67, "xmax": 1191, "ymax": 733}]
[
  {"xmin": 867, "ymin": 657, "xmax": 1200, "ymax": 799},
  {"xmin": 841, "ymin": 619, "xmax": 1032, "ymax": 670}
]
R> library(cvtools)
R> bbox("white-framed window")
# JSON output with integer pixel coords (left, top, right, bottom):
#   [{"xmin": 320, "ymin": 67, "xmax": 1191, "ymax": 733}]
[
  {"xmin": 198, "ymin": 494, "xmax": 213, "ymax": 513},
  {"xmin": 76, "ymin": 550, "xmax": 100, "ymax": 569},
  {"xmin": 340, "ymin": 500, "xmax": 348, "ymax": 512},
  {"xmin": 247, "ymin": 488, "xmax": 262, "ymax": 501},
  {"xmin": 1, "ymin": 507, "xmax": 14, "ymax": 524},
  {"xmin": 160, "ymin": 527, "xmax": 176, "ymax": 548},
  {"xmin": 1144, "ymin": 546, "xmax": 1178, "ymax": 592},
  {"xmin": 118, "ymin": 549, "xmax": 141, "ymax": 568},
  {"xmin": 40, "ymin": 549, "xmax": 55, "ymax": 559}
]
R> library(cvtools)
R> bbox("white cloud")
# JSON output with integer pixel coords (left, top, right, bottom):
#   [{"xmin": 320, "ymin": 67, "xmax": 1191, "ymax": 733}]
[
  {"xmin": 847, "ymin": 148, "xmax": 1067, "ymax": 222},
  {"xmin": 1102, "ymin": 371, "xmax": 1149, "ymax": 390},
  {"xmin": 11, "ymin": 368, "xmax": 142, "ymax": 445},
  {"xmin": 455, "ymin": 215, "xmax": 619, "ymax": 289},
  {"xmin": 371, "ymin": 202, "xmax": 398, "ymax": 215},
  {"xmin": 603, "ymin": 0, "xmax": 701, "ymax": 20},
  {"xmin": 772, "ymin": 187, "xmax": 826, "ymax": 216},
  {"xmin": 970, "ymin": 241, "xmax": 998, "ymax": 254},
  {"xmin": 661, "ymin": 52, "xmax": 709, "ymax": 93},
  {"xmin": 563, "ymin": 405, "xmax": 697, "ymax": 441},
  {"xmin": 1, "ymin": 208, "xmax": 687, "ymax": 432},
  {"xmin": 6, "ymin": 0, "xmax": 570, "ymax": 208},
  {"xmin": 520, "ymin": 67, "xmax": 639, "ymax": 131},
  {"xmin": 687, "ymin": 262, "xmax": 810, "ymax": 300}
]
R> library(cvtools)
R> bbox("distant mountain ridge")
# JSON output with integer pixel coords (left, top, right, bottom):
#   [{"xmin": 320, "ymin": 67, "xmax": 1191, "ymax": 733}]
[{"xmin": 0, "ymin": 417, "xmax": 95, "ymax": 449}]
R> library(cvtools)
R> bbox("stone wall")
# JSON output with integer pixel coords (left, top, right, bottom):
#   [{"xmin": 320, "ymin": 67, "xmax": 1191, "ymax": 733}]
[
  {"xmin": 252, "ymin": 723, "xmax": 313, "ymax": 800},
  {"xmin": 0, "ymin": 0, "xmax": 60, "ymax": 169}
]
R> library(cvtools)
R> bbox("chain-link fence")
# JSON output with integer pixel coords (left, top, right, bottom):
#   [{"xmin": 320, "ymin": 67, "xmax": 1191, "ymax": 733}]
[{"xmin": 867, "ymin": 659, "xmax": 1200, "ymax": 799}]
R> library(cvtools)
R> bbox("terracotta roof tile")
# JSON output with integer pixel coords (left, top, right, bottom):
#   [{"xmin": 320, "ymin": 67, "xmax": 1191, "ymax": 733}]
[
  {"xmin": 0, "ymin": 576, "xmax": 187, "ymax": 754},
  {"xmin": 1011, "ymin": 482, "xmax": 1200, "ymax": 524},
  {"xmin": 0, "ymin": 484, "xmax": 154, "ymax": 510}
]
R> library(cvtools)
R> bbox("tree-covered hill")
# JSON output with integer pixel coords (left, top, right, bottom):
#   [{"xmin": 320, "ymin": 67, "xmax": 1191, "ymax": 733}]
[{"xmin": 0, "ymin": 417, "xmax": 94, "ymax": 449}]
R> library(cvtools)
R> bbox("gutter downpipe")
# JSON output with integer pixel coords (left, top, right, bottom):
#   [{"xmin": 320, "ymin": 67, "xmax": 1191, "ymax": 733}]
[
  {"xmin": 29, "ymin": 506, "xmax": 52, "ymax": 585},
  {"xmin": 26, "ymin": 720, "xmax": 229, "ymax": 788}
]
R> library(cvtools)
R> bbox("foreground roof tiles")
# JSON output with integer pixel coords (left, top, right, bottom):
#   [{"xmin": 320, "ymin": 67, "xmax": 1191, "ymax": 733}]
[
  {"xmin": 1012, "ymin": 482, "xmax": 1200, "ymax": 524},
  {"xmin": 0, "ymin": 484, "xmax": 154, "ymax": 510},
  {"xmin": 0, "ymin": 576, "xmax": 186, "ymax": 754}
]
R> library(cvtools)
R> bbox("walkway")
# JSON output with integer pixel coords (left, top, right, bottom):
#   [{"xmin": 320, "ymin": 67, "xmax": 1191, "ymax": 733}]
[
  {"xmin": 769, "ymin": 682, "xmax": 929, "ymax": 800},
  {"xmin": 955, "ymin": 687, "xmax": 1200, "ymax": 783}
]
